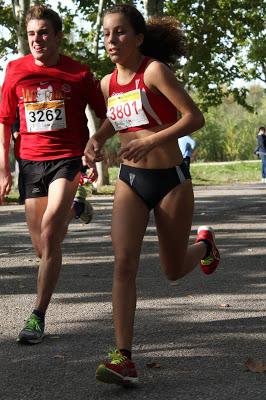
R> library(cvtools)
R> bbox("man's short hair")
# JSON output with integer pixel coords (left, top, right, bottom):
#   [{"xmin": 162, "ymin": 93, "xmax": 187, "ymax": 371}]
[{"xmin": 25, "ymin": 5, "xmax": 62, "ymax": 33}]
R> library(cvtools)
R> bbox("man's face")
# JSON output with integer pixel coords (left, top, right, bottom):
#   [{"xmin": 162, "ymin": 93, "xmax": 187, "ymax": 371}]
[{"xmin": 27, "ymin": 18, "xmax": 62, "ymax": 66}]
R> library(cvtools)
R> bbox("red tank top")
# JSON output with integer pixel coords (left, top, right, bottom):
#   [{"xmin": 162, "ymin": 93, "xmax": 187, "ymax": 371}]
[{"xmin": 107, "ymin": 57, "xmax": 177, "ymax": 132}]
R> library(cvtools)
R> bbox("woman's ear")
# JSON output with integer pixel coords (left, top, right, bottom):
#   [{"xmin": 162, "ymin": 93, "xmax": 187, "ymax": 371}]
[{"xmin": 136, "ymin": 33, "xmax": 144, "ymax": 48}]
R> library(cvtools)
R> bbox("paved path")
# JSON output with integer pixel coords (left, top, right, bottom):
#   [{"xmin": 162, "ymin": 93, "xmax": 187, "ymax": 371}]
[{"xmin": 0, "ymin": 183, "xmax": 266, "ymax": 400}]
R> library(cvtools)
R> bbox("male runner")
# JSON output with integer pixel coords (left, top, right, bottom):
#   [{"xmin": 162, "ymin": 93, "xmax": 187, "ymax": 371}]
[{"xmin": 0, "ymin": 5, "xmax": 106, "ymax": 344}]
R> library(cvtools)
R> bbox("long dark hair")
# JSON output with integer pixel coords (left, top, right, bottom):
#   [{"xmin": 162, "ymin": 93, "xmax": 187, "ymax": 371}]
[{"xmin": 104, "ymin": 4, "xmax": 187, "ymax": 65}]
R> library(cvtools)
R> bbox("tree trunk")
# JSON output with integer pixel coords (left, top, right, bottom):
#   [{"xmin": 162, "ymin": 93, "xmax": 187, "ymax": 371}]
[
  {"xmin": 92, "ymin": 0, "xmax": 106, "ymax": 55},
  {"xmin": 12, "ymin": 1, "xmax": 31, "ymax": 190},
  {"xmin": 86, "ymin": 106, "xmax": 109, "ymax": 187},
  {"xmin": 143, "ymin": 0, "xmax": 164, "ymax": 18},
  {"xmin": 12, "ymin": 0, "xmax": 30, "ymax": 55},
  {"xmin": 88, "ymin": 0, "xmax": 109, "ymax": 187}
]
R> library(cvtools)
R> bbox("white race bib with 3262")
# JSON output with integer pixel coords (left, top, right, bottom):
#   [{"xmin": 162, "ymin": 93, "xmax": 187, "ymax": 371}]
[
  {"xmin": 24, "ymin": 100, "xmax": 66, "ymax": 132},
  {"xmin": 107, "ymin": 89, "xmax": 149, "ymax": 131}
]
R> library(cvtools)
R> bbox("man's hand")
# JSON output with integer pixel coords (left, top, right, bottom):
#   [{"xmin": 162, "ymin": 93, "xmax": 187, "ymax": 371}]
[
  {"xmin": 84, "ymin": 136, "xmax": 104, "ymax": 167},
  {"xmin": 87, "ymin": 166, "xmax": 98, "ymax": 183},
  {"xmin": 0, "ymin": 123, "xmax": 12, "ymax": 204},
  {"xmin": 0, "ymin": 170, "xmax": 12, "ymax": 204}
]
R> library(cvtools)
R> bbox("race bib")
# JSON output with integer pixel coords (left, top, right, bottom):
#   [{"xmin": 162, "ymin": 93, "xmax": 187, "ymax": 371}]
[
  {"xmin": 24, "ymin": 100, "xmax": 66, "ymax": 132},
  {"xmin": 107, "ymin": 89, "xmax": 149, "ymax": 131}
]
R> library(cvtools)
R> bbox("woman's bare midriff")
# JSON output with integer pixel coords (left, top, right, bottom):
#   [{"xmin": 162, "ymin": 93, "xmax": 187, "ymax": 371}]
[{"xmin": 119, "ymin": 123, "xmax": 184, "ymax": 169}]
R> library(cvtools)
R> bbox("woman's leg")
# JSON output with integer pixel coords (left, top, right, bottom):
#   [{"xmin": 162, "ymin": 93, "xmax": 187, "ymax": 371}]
[
  {"xmin": 154, "ymin": 180, "xmax": 207, "ymax": 281},
  {"xmin": 111, "ymin": 180, "xmax": 150, "ymax": 351}
]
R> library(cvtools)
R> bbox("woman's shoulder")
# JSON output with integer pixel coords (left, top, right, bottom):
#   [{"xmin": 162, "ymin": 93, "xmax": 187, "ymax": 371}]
[
  {"xmin": 144, "ymin": 58, "xmax": 182, "ymax": 90},
  {"xmin": 144, "ymin": 58, "xmax": 180, "ymax": 81},
  {"xmin": 145, "ymin": 58, "xmax": 167, "ymax": 74}
]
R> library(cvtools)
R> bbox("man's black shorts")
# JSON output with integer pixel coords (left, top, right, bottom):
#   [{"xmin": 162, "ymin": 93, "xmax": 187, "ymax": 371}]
[{"xmin": 19, "ymin": 157, "xmax": 83, "ymax": 199}]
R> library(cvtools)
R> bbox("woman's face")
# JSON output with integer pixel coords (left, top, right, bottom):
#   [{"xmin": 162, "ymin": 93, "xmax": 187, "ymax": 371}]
[{"xmin": 103, "ymin": 13, "xmax": 143, "ymax": 64}]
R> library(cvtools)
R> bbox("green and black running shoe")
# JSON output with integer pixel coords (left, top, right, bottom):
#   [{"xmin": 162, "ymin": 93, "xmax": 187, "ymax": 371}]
[
  {"xmin": 73, "ymin": 185, "xmax": 94, "ymax": 224},
  {"xmin": 17, "ymin": 313, "xmax": 45, "ymax": 345}
]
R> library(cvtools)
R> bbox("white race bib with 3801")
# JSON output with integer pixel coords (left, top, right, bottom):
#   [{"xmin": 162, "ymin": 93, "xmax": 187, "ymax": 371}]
[
  {"xmin": 24, "ymin": 100, "xmax": 66, "ymax": 132},
  {"xmin": 107, "ymin": 89, "xmax": 149, "ymax": 131}
]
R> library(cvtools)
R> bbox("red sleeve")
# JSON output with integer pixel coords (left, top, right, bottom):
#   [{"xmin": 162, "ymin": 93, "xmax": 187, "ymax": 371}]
[
  {"xmin": 0, "ymin": 62, "xmax": 18, "ymax": 125},
  {"xmin": 84, "ymin": 69, "xmax": 106, "ymax": 119}
]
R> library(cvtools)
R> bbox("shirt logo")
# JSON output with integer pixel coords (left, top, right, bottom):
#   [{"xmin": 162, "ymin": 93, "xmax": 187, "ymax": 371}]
[{"xmin": 36, "ymin": 85, "xmax": 53, "ymax": 102}]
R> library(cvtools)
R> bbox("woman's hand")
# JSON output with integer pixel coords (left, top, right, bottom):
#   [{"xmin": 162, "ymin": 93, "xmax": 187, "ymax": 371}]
[
  {"xmin": 119, "ymin": 136, "xmax": 155, "ymax": 163},
  {"xmin": 84, "ymin": 136, "xmax": 104, "ymax": 167}
]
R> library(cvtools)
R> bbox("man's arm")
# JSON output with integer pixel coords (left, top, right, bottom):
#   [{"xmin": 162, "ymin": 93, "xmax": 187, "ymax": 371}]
[{"xmin": 0, "ymin": 123, "xmax": 12, "ymax": 203}]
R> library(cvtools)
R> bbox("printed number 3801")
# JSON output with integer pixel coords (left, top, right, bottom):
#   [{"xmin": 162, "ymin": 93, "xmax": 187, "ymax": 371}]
[{"xmin": 109, "ymin": 101, "xmax": 138, "ymax": 120}]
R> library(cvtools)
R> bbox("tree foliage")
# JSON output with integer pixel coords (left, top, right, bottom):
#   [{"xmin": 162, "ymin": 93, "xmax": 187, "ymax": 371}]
[
  {"xmin": 165, "ymin": 0, "xmax": 266, "ymax": 110},
  {"xmin": 194, "ymin": 86, "xmax": 266, "ymax": 162},
  {"xmin": 0, "ymin": 0, "xmax": 17, "ymax": 59}
]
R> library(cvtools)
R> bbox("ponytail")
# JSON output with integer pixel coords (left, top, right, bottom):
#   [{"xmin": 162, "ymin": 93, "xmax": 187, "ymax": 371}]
[{"xmin": 142, "ymin": 17, "xmax": 187, "ymax": 65}]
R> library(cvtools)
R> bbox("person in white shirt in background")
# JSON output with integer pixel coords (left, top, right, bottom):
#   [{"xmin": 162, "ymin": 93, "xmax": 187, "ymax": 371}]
[{"xmin": 178, "ymin": 135, "xmax": 196, "ymax": 170}]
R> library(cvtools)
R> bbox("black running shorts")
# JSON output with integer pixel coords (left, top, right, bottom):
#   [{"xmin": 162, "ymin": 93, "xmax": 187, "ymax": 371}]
[{"xmin": 19, "ymin": 156, "xmax": 83, "ymax": 199}]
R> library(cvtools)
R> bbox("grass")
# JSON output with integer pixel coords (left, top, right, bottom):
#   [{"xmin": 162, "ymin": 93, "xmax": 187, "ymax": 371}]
[
  {"xmin": 190, "ymin": 159, "xmax": 261, "ymax": 185},
  {"xmin": 4, "ymin": 160, "xmax": 262, "ymax": 203}
]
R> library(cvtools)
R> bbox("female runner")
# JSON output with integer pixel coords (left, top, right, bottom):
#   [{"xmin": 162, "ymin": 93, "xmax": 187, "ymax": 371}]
[{"xmin": 84, "ymin": 4, "xmax": 220, "ymax": 386}]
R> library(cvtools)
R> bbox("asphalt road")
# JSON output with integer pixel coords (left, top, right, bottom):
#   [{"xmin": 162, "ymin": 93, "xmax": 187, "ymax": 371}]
[{"xmin": 0, "ymin": 183, "xmax": 265, "ymax": 400}]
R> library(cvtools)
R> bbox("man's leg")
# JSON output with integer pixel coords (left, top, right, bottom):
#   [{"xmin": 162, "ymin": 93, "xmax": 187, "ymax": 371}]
[
  {"xmin": 18, "ymin": 173, "xmax": 80, "ymax": 344},
  {"xmin": 25, "ymin": 197, "xmax": 47, "ymax": 258}
]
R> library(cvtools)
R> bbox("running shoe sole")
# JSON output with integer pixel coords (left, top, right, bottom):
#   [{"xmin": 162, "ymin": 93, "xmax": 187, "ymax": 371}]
[
  {"xmin": 96, "ymin": 364, "xmax": 138, "ymax": 386},
  {"xmin": 17, "ymin": 333, "xmax": 44, "ymax": 345}
]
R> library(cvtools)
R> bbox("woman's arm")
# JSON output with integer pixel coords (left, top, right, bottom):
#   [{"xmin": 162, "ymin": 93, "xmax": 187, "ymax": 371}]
[{"xmin": 144, "ymin": 60, "xmax": 205, "ymax": 146}]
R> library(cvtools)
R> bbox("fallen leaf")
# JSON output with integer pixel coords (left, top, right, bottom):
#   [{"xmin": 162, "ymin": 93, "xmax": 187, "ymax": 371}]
[
  {"xmin": 245, "ymin": 357, "xmax": 266, "ymax": 373},
  {"xmin": 146, "ymin": 362, "xmax": 161, "ymax": 369}
]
